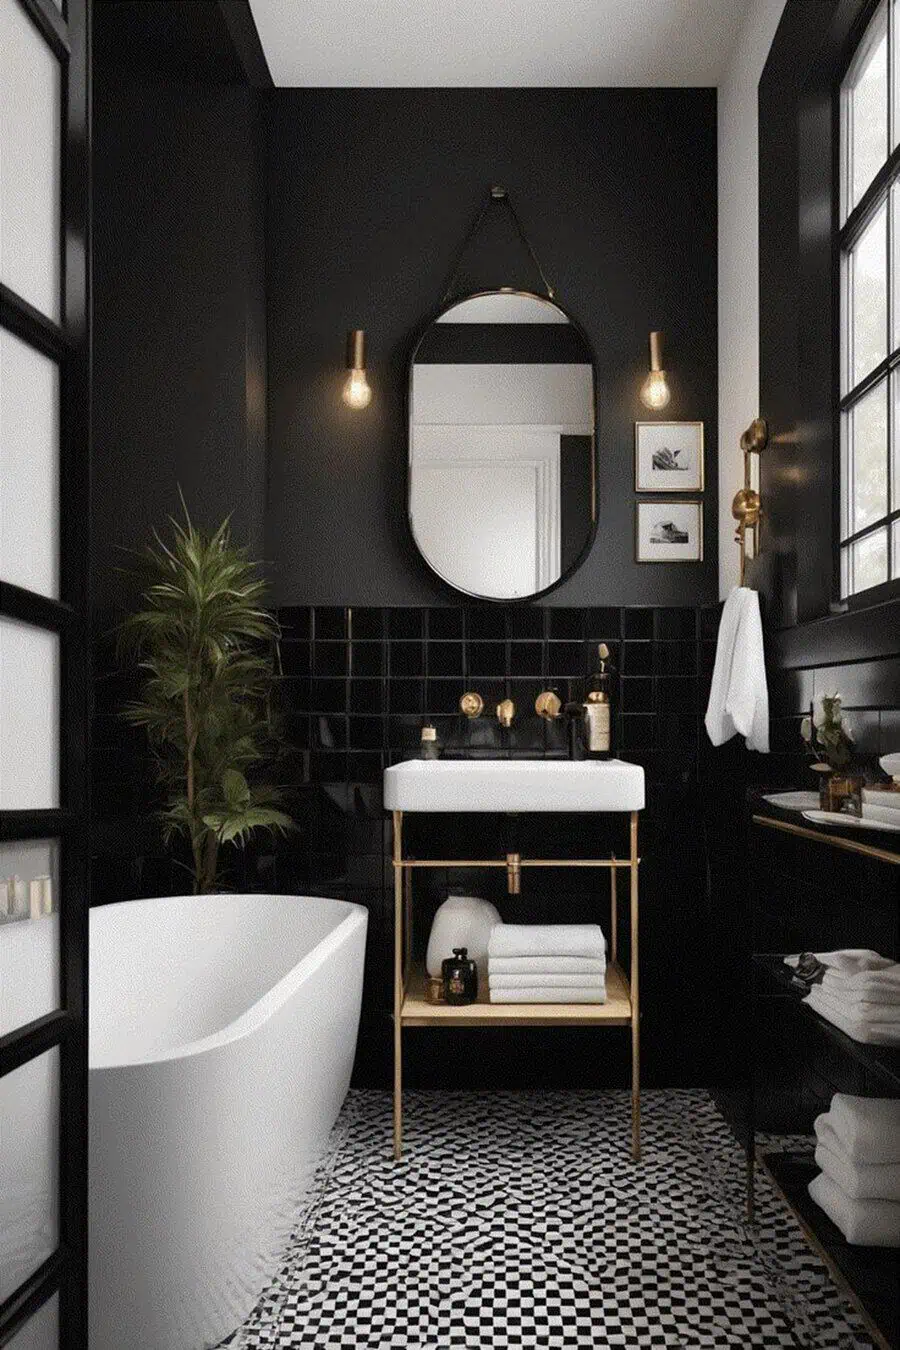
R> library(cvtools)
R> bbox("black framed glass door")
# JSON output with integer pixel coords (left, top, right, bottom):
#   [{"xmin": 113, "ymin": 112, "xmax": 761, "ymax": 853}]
[{"xmin": 0, "ymin": 0, "xmax": 91, "ymax": 1345}]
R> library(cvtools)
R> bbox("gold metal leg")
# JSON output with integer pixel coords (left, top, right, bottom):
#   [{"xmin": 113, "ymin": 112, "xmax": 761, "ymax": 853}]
[
  {"xmin": 630, "ymin": 812, "xmax": 641, "ymax": 1163},
  {"xmin": 609, "ymin": 853, "xmax": 617, "ymax": 965},
  {"xmin": 393, "ymin": 810, "xmax": 403, "ymax": 1161}
]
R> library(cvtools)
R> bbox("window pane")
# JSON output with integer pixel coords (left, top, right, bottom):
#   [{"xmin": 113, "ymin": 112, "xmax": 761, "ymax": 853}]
[
  {"xmin": 846, "ymin": 201, "xmax": 887, "ymax": 390},
  {"xmin": 0, "ymin": 328, "xmax": 60, "ymax": 599},
  {"xmin": 0, "ymin": 1048, "xmax": 60, "ymax": 1302},
  {"xmin": 845, "ymin": 379, "xmax": 888, "ymax": 534},
  {"xmin": 894, "ymin": 367, "xmax": 900, "ymax": 512},
  {"xmin": 0, "ymin": 0, "xmax": 62, "ymax": 322},
  {"xmin": 0, "ymin": 840, "xmax": 60, "ymax": 1037},
  {"xmin": 7, "ymin": 1295, "xmax": 58, "ymax": 1350},
  {"xmin": 843, "ymin": 0, "xmax": 888, "ymax": 218},
  {"xmin": 893, "ymin": 519, "xmax": 900, "ymax": 576},
  {"xmin": 848, "ymin": 527, "xmax": 889, "ymax": 594},
  {"xmin": 0, "ymin": 618, "xmax": 60, "ymax": 810}
]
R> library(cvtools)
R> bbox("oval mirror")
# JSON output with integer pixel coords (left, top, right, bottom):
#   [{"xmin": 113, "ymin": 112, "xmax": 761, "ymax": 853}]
[{"xmin": 408, "ymin": 290, "xmax": 597, "ymax": 601}]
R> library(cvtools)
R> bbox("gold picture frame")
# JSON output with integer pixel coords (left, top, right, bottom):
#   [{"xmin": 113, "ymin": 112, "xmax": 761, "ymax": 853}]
[
  {"xmin": 634, "ymin": 420, "xmax": 704, "ymax": 493},
  {"xmin": 635, "ymin": 500, "xmax": 703, "ymax": 563}
]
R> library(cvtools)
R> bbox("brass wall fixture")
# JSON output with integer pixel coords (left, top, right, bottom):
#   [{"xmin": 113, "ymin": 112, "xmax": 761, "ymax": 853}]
[
  {"xmin": 496, "ymin": 698, "xmax": 516, "ymax": 728},
  {"xmin": 506, "ymin": 852, "xmax": 522, "ymax": 895},
  {"xmin": 732, "ymin": 417, "xmax": 768, "ymax": 583},
  {"xmin": 342, "ymin": 328, "xmax": 372, "ymax": 409},
  {"xmin": 639, "ymin": 330, "xmax": 671, "ymax": 410},
  {"xmin": 535, "ymin": 690, "xmax": 562, "ymax": 720},
  {"xmin": 459, "ymin": 691, "xmax": 484, "ymax": 718}
]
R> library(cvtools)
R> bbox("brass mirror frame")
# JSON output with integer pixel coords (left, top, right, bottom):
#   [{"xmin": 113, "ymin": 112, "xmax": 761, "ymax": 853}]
[{"xmin": 406, "ymin": 288, "xmax": 599, "ymax": 602}]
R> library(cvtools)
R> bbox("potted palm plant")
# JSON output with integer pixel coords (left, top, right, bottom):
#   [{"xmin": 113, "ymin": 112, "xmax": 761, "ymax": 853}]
[{"xmin": 120, "ymin": 507, "xmax": 292, "ymax": 893}]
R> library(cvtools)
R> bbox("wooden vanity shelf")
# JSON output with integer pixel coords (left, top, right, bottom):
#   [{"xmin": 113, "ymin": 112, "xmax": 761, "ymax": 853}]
[{"xmin": 390, "ymin": 808, "xmax": 641, "ymax": 1164}]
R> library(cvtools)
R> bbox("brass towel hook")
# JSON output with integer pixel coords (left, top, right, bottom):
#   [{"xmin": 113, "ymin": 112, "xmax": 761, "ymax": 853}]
[{"xmin": 732, "ymin": 417, "xmax": 768, "ymax": 584}]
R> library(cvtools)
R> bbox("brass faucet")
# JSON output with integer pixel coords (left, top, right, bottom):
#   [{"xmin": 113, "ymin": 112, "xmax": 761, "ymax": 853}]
[{"xmin": 496, "ymin": 698, "xmax": 515, "ymax": 728}]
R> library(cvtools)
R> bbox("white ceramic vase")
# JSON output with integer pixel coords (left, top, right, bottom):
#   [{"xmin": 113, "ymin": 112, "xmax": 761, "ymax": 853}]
[{"xmin": 426, "ymin": 894, "xmax": 502, "ymax": 987}]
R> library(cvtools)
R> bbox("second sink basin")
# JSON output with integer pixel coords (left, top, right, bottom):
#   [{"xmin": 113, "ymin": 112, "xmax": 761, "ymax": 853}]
[{"xmin": 383, "ymin": 758, "xmax": 645, "ymax": 813}]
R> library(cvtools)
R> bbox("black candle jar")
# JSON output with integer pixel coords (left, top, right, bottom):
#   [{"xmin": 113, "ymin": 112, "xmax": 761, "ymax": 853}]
[{"xmin": 441, "ymin": 947, "xmax": 478, "ymax": 1005}]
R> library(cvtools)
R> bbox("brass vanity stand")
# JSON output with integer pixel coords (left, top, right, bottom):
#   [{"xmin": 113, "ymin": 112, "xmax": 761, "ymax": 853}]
[{"xmin": 391, "ymin": 810, "xmax": 641, "ymax": 1163}]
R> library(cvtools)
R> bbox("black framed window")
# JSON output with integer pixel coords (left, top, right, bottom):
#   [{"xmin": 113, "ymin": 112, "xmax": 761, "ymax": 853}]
[{"xmin": 838, "ymin": 0, "xmax": 900, "ymax": 597}]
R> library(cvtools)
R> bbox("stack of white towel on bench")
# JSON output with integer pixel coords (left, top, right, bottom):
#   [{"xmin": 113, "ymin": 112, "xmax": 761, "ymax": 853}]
[
  {"xmin": 487, "ymin": 924, "xmax": 606, "ymax": 1003},
  {"xmin": 808, "ymin": 1094, "xmax": 900, "ymax": 1247},
  {"xmin": 784, "ymin": 949, "xmax": 900, "ymax": 1046}
]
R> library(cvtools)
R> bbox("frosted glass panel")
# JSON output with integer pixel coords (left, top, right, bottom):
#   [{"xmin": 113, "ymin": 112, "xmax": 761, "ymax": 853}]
[
  {"xmin": 0, "ymin": 0, "xmax": 62, "ymax": 321},
  {"xmin": 0, "ymin": 619, "xmax": 60, "ymax": 810},
  {"xmin": 0, "ymin": 1049, "xmax": 60, "ymax": 1302},
  {"xmin": 7, "ymin": 1295, "xmax": 58, "ymax": 1350},
  {"xmin": 0, "ymin": 329, "xmax": 60, "ymax": 598},
  {"xmin": 842, "ymin": 0, "xmax": 888, "ymax": 219},
  {"xmin": 0, "ymin": 839, "xmax": 60, "ymax": 1036}
]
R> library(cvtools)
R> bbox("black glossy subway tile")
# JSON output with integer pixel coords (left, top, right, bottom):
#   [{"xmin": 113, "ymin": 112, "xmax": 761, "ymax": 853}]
[
  {"xmin": 468, "ymin": 641, "xmax": 506, "ymax": 676},
  {"xmin": 813, "ymin": 656, "xmax": 900, "ymax": 709},
  {"xmin": 508, "ymin": 642, "xmax": 545, "ymax": 677},
  {"xmin": 428, "ymin": 607, "xmax": 464, "ymax": 639},
  {"xmin": 278, "ymin": 606, "xmax": 311, "ymax": 639},
  {"xmin": 348, "ymin": 716, "xmax": 386, "ymax": 751},
  {"xmin": 465, "ymin": 608, "xmax": 502, "ymax": 640},
  {"xmin": 548, "ymin": 641, "xmax": 586, "ymax": 678},
  {"xmin": 350, "ymin": 679, "xmax": 384, "ymax": 714},
  {"xmin": 390, "ymin": 642, "xmax": 425, "ymax": 677},
  {"xmin": 310, "ymin": 750, "xmax": 347, "ymax": 782},
  {"xmin": 623, "ymin": 608, "xmax": 654, "ymax": 639},
  {"xmin": 427, "ymin": 641, "xmax": 464, "ymax": 676},
  {"xmin": 388, "ymin": 716, "xmax": 423, "ymax": 751},
  {"xmin": 351, "ymin": 641, "xmax": 384, "ymax": 676},
  {"xmin": 655, "ymin": 607, "xmax": 697, "ymax": 640},
  {"xmin": 586, "ymin": 608, "xmax": 621, "ymax": 639},
  {"xmin": 425, "ymin": 680, "xmax": 464, "ymax": 714},
  {"xmin": 314, "ymin": 607, "xmax": 347, "ymax": 640},
  {"xmin": 313, "ymin": 715, "xmax": 347, "ymax": 750},
  {"xmin": 389, "ymin": 608, "xmax": 425, "ymax": 640},
  {"xmin": 880, "ymin": 708, "xmax": 900, "ymax": 754},
  {"xmin": 349, "ymin": 607, "xmax": 385, "ymax": 640},
  {"xmin": 621, "ymin": 715, "xmax": 656, "ymax": 751},
  {"xmin": 280, "ymin": 641, "xmax": 310, "ymax": 677},
  {"xmin": 507, "ymin": 606, "xmax": 545, "ymax": 639},
  {"xmin": 622, "ymin": 678, "xmax": 653, "ymax": 713},
  {"xmin": 548, "ymin": 610, "xmax": 584, "ymax": 640},
  {"xmin": 310, "ymin": 678, "xmax": 347, "ymax": 714},
  {"xmin": 656, "ymin": 677, "xmax": 699, "ymax": 715},
  {"xmin": 653, "ymin": 641, "xmax": 697, "ymax": 677},
  {"xmin": 622, "ymin": 642, "xmax": 653, "ymax": 676},
  {"xmin": 314, "ymin": 641, "xmax": 349, "ymax": 676},
  {"xmin": 700, "ymin": 605, "xmax": 721, "ymax": 641},
  {"xmin": 389, "ymin": 679, "xmax": 423, "ymax": 714}
]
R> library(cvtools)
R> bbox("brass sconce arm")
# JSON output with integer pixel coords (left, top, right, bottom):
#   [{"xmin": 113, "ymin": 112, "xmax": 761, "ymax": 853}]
[{"xmin": 732, "ymin": 417, "xmax": 768, "ymax": 584}]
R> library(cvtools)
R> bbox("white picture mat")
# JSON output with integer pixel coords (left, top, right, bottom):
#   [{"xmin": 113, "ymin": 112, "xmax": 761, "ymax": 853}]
[
  {"xmin": 635, "ymin": 421, "xmax": 704, "ymax": 491},
  {"xmin": 636, "ymin": 501, "xmax": 703, "ymax": 562}
]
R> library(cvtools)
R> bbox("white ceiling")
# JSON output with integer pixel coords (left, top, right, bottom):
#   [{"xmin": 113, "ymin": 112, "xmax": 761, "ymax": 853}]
[{"xmin": 249, "ymin": 0, "xmax": 750, "ymax": 88}]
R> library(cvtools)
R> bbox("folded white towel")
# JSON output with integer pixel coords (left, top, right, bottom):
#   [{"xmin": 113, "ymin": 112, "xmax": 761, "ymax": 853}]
[
  {"xmin": 815, "ymin": 1134, "xmax": 900, "ymax": 1202},
  {"xmin": 489, "ymin": 986, "xmax": 606, "ymax": 1004},
  {"xmin": 488, "ymin": 956, "xmax": 606, "ymax": 976},
  {"xmin": 704, "ymin": 586, "xmax": 769, "ymax": 753},
  {"xmin": 817, "ymin": 1096, "xmax": 900, "ymax": 1165},
  {"xmin": 488, "ymin": 924, "xmax": 606, "ymax": 961},
  {"xmin": 809, "ymin": 986, "xmax": 900, "ymax": 1026},
  {"xmin": 804, "ymin": 989, "xmax": 900, "ymax": 1044},
  {"xmin": 822, "ymin": 968, "xmax": 900, "ymax": 1003},
  {"xmin": 489, "ymin": 972, "xmax": 606, "ymax": 990},
  {"xmin": 785, "ymin": 950, "xmax": 895, "ymax": 975},
  {"xmin": 808, "ymin": 1171, "xmax": 900, "ymax": 1247}
]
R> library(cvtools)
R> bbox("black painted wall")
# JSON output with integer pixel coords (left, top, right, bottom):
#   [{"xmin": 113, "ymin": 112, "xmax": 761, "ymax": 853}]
[
  {"xmin": 263, "ymin": 89, "xmax": 719, "ymax": 608},
  {"xmin": 91, "ymin": 0, "xmax": 268, "ymax": 629}
]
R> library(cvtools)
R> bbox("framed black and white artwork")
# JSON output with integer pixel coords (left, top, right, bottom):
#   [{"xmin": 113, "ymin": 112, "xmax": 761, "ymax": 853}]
[
  {"xmin": 635, "ymin": 501, "xmax": 703, "ymax": 563},
  {"xmin": 635, "ymin": 421, "xmax": 704, "ymax": 492}
]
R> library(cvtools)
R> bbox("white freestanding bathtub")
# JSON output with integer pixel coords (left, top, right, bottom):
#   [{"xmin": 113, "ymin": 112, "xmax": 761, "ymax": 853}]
[{"xmin": 88, "ymin": 893, "xmax": 367, "ymax": 1350}]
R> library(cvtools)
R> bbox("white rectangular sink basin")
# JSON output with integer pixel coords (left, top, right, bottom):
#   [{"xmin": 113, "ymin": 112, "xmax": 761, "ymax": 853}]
[{"xmin": 384, "ymin": 758, "xmax": 645, "ymax": 813}]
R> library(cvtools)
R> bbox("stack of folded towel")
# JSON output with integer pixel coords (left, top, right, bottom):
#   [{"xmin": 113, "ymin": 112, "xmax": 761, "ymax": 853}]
[
  {"xmin": 808, "ymin": 1094, "xmax": 900, "ymax": 1247},
  {"xmin": 784, "ymin": 949, "xmax": 900, "ymax": 1046},
  {"xmin": 487, "ymin": 924, "xmax": 606, "ymax": 1003}
]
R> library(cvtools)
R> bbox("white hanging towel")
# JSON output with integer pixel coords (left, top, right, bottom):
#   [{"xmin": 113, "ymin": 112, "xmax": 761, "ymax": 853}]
[{"xmin": 704, "ymin": 586, "xmax": 769, "ymax": 752}]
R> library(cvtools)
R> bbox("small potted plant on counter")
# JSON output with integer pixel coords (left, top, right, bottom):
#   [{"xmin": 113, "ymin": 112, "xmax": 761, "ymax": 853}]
[
  {"xmin": 801, "ymin": 694, "xmax": 862, "ymax": 816},
  {"xmin": 120, "ymin": 504, "xmax": 292, "ymax": 893}
]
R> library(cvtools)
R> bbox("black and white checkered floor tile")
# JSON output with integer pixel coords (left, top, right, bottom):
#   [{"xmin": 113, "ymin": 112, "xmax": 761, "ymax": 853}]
[{"xmin": 232, "ymin": 1090, "xmax": 873, "ymax": 1349}]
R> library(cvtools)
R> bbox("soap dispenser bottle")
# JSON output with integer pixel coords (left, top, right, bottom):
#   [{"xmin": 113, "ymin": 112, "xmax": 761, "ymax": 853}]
[{"xmin": 584, "ymin": 643, "xmax": 614, "ymax": 759}]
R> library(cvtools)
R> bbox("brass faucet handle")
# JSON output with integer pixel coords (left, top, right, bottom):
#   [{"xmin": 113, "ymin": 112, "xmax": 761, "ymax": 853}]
[
  {"xmin": 497, "ymin": 698, "xmax": 515, "ymax": 728},
  {"xmin": 459, "ymin": 691, "xmax": 484, "ymax": 719},
  {"xmin": 535, "ymin": 690, "xmax": 562, "ymax": 721}
]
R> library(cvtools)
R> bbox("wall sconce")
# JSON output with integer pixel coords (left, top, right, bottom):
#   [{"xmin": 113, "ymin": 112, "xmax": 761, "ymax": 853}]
[
  {"xmin": 732, "ymin": 416, "xmax": 769, "ymax": 583},
  {"xmin": 639, "ymin": 330, "xmax": 671, "ymax": 410},
  {"xmin": 342, "ymin": 329, "xmax": 372, "ymax": 409}
]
